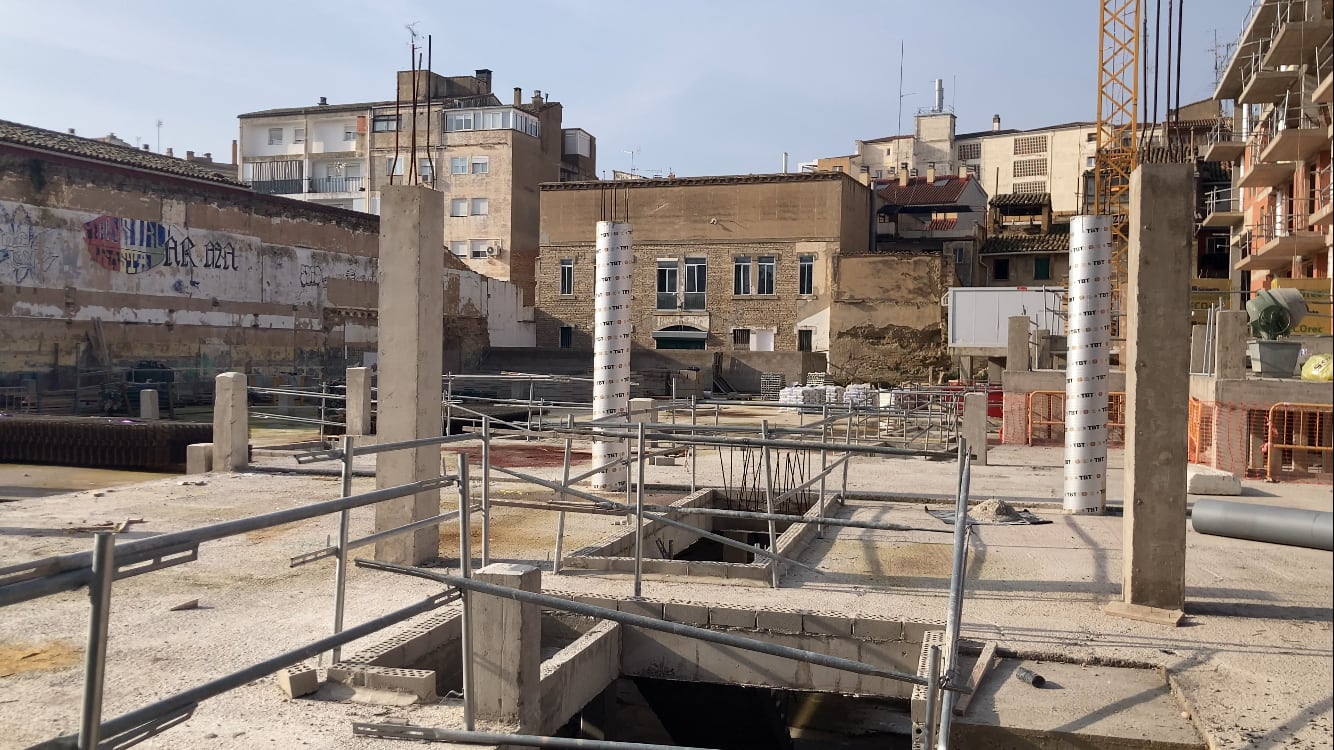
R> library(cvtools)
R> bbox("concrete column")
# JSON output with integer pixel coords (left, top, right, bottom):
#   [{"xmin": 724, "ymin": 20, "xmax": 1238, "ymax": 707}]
[
  {"xmin": 474, "ymin": 563, "xmax": 542, "ymax": 731},
  {"xmin": 1189, "ymin": 325, "xmax": 1208, "ymax": 374},
  {"xmin": 374, "ymin": 185, "xmax": 445, "ymax": 565},
  {"xmin": 630, "ymin": 397, "xmax": 657, "ymax": 448},
  {"xmin": 1006, "ymin": 316, "xmax": 1030, "ymax": 373},
  {"xmin": 987, "ymin": 359, "xmax": 1004, "ymax": 384},
  {"xmin": 186, "ymin": 443, "xmax": 213, "ymax": 474},
  {"xmin": 1034, "ymin": 329, "xmax": 1053, "ymax": 369},
  {"xmin": 212, "ymin": 372, "xmax": 248, "ymax": 471},
  {"xmin": 345, "ymin": 367, "xmax": 373, "ymax": 436},
  {"xmin": 139, "ymin": 389, "xmax": 159, "ymax": 420},
  {"xmin": 1108, "ymin": 163, "xmax": 1193, "ymax": 625},
  {"xmin": 1214, "ymin": 310, "xmax": 1249, "ymax": 380},
  {"xmin": 963, "ymin": 392, "xmax": 989, "ymax": 466},
  {"xmin": 959, "ymin": 355, "xmax": 974, "ymax": 383}
]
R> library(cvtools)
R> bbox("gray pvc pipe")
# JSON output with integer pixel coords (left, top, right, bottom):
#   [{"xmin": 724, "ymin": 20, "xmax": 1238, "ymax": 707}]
[{"xmin": 1191, "ymin": 499, "xmax": 1333, "ymax": 551}]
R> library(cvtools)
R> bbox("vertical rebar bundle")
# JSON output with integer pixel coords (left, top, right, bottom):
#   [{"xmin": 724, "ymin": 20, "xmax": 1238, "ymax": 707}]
[
  {"xmin": 1064, "ymin": 216, "xmax": 1113, "ymax": 514},
  {"xmin": 591, "ymin": 221, "xmax": 633, "ymax": 489}
]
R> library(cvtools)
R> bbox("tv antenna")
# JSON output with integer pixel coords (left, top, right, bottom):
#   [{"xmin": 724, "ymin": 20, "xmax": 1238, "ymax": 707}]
[
  {"xmin": 624, "ymin": 147, "xmax": 641, "ymax": 175},
  {"xmin": 155, "ymin": 119, "xmax": 163, "ymax": 153}
]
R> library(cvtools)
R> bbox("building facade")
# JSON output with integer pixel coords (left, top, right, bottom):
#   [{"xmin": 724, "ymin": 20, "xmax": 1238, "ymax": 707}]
[
  {"xmin": 1208, "ymin": 0, "xmax": 1332, "ymax": 329},
  {"xmin": 238, "ymin": 69, "xmax": 596, "ymax": 301}
]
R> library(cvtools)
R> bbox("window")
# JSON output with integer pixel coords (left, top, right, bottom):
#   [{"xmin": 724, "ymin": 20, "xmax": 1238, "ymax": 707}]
[
  {"xmin": 798, "ymin": 254, "xmax": 814, "ymax": 295},
  {"xmin": 559, "ymin": 326, "xmax": 573, "ymax": 349},
  {"xmin": 469, "ymin": 239, "xmax": 491, "ymax": 259},
  {"xmin": 732, "ymin": 328, "xmax": 751, "ymax": 349},
  {"xmin": 560, "ymin": 259, "xmax": 574, "ymax": 295},
  {"xmin": 733, "ymin": 256, "xmax": 751, "ymax": 294},
  {"xmin": 993, "ymin": 258, "xmax": 1011, "ymax": 281},
  {"xmin": 418, "ymin": 158, "xmax": 434, "ymax": 184},
  {"xmin": 470, "ymin": 198, "xmax": 489, "ymax": 216},
  {"xmin": 563, "ymin": 129, "xmax": 592, "ymax": 157},
  {"xmin": 832, "ymin": 165, "xmax": 844, "ymax": 173},
  {"xmin": 450, "ymin": 198, "xmax": 468, "ymax": 217},
  {"xmin": 451, "ymin": 156, "xmax": 468, "ymax": 175},
  {"xmin": 797, "ymin": 329, "xmax": 813, "ymax": 352},
  {"xmin": 293, "ymin": 128, "xmax": 305, "ymax": 145},
  {"xmin": 343, "ymin": 127, "xmax": 357, "ymax": 142},
  {"xmin": 757, "ymin": 256, "xmax": 776, "ymax": 295},
  {"xmin": 958, "ymin": 142, "xmax": 981, "ymax": 160},
  {"xmin": 471, "ymin": 156, "xmax": 489, "ymax": 174},
  {"xmin": 446, "ymin": 111, "xmax": 475, "ymax": 132},
  {"xmin": 1013, "ymin": 159, "xmax": 1047, "ymax": 178},
  {"xmin": 874, "ymin": 169, "xmax": 883, "ymax": 179},
  {"xmin": 1013, "ymin": 135, "xmax": 1048, "ymax": 155},
  {"xmin": 1034, "ymin": 256, "xmax": 1052, "ymax": 281},
  {"xmin": 385, "ymin": 156, "xmax": 405, "ymax": 177},
  {"xmin": 267, "ymin": 127, "xmax": 283, "ymax": 145},
  {"xmin": 1086, "ymin": 156, "xmax": 1096, "ymax": 168},
  {"xmin": 657, "ymin": 259, "xmax": 679, "ymax": 310},
  {"xmin": 449, "ymin": 241, "xmax": 468, "ymax": 257},
  {"xmin": 372, "ymin": 115, "xmax": 400, "ymax": 132},
  {"xmin": 1013, "ymin": 180, "xmax": 1046, "ymax": 193},
  {"xmin": 683, "ymin": 257, "xmax": 706, "ymax": 309}
]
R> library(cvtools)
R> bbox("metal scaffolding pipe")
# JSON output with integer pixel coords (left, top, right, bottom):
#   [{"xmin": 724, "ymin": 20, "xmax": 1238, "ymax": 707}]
[
  {"xmin": 354, "ymin": 724, "xmax": 718, "ymax": 749},
  {"xmin": 355, "ymin": 560, "xmax": 927, "ymax": 687},
  {"xmin": 548, "ymin": 426, "xmax": 955, "ymax": 459},
  {"xmin": 1191, "ymin": 500, "xmax": 1333, "ymax": 551}
]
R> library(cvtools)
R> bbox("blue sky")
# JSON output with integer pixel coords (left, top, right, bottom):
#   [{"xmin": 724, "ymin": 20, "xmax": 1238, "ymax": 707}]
[{"xmin": 1, "ymin": 0, "xmax": 1254, "ymax": 177}]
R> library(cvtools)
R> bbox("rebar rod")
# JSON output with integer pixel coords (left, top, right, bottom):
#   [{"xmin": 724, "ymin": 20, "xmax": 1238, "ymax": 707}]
[{"xmin": 353, "ymin": 724, "xmax": 718, "ymax": 750}]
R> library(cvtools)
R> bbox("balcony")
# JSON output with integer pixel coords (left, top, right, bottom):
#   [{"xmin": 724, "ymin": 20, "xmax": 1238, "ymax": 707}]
[
  {"xmin": 251, "ymin": 179, "xmax": 303, "ymax": 195},
  {"xmin": 1238, "ymin": 67, "xmax": 1300, "ymax": 104},
  {"xmin": 1310, "ymin": 164, "xmax": 1333, "ymax": 228},
  {"xmin": 1258, "ymin": 96, "xmax": 1328, "ymax": 163},
  {"xmin": 1236, "ymin": 212, "xmax": 1329, "ymax": 271},
  {"xmin": 1262, "ymin": 16, "xmax": 1330, "ymax": 68},
  {"xmin": 1201, "ymin": 187, "xmax": 1244, "ymax": 227},
  {"xmin": 309, "ymin": 176, "xmax": 365, "ymax": 194},
  {"xmin": 1200, "ymin": 121, "xmax": 1245, "ymax": 162},
  {"xmin": 1313, "ymin": 40, "xmax": 1334, "ymax": 103},
  {"xmin": 1237, "ymin": 150, "xmax": 1296, "ymax": 189}
]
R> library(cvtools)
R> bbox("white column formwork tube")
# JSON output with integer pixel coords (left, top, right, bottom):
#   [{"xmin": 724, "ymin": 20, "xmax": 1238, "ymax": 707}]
[
  {"xmin": 1063, "ymin": 215, "xmax": 1113, "ymax": 514},
  {"xmin": 590, "ymin": 221, "xmax": 633, "ymax": 490}
]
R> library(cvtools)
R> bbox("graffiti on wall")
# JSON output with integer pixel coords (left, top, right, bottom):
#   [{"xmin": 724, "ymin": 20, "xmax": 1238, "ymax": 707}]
[
  {"xmin": 83, "ymin": 215, "xmax": 239, "ymax": 275},
  {"xmin": 0, "ymin": 203, "xmax": 58, "ymax": 284}
]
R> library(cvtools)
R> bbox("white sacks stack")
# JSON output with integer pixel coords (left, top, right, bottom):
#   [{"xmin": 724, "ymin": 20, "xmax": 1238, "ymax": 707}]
[
  {"xmin": 843, "ymin": 383, "xmax": 878, "ymax": 409},
  {"xmin": 1063, "ymin": 215, "xmax": 1112, "ymax": 514},
  {"xmin": 591, "ymin": 220, "xmax": 632, "ymax": 490}
]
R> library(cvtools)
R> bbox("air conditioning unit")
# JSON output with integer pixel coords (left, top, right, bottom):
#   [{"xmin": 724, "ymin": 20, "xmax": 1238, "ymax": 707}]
[{"xmin": 485, "ymin": 245, "xmax": 501, "ymax": 257}]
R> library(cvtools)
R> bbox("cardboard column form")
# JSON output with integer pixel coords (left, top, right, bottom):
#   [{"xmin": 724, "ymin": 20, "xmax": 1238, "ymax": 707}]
[
  {"xmin": 590, "ymin": 221, "xmax": 632, "ymax": 490},
  {"xmin": 1063, "ymin": 216, "xmax": 1113, "ymax": 514},
  {"xmin": 212, "ymin": 372, "xmax": 248, "ymax": 471},
  {"xmin": 1108, "ymin": 163, "xmax": 1194, "ymax": 623},
  {"xmin": 373, "ymin": 185, "xmax": 445, "ymax": 565}
]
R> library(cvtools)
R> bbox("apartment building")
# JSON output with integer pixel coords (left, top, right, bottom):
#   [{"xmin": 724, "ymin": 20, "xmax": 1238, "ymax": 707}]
[
  {"xmin": 1207, "ymin": 0, "xmax": 1332, "ymax": 324},
  {"xmin": 237, "ymin": 69, "xmax": 597, "ymax": 301}
]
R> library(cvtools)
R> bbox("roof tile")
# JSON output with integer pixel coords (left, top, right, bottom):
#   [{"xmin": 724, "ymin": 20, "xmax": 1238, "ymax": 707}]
[{"xmin": 0, "ymin": 119, "xmax": 242, "ymax": 185}]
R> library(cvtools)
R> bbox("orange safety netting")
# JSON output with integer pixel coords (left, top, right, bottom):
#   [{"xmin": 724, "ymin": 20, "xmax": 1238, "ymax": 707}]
[
  {"xmin": 1026, "ymin": 390, "xmax": 1126, "ymax": 447},
  {"xmin": 1188, "ymin": 399, "xmax": 1333, "ymax": 484}
]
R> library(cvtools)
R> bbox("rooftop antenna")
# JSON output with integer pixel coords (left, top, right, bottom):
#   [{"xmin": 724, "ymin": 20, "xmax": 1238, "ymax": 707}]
[
  {"xmin": 896, "ymin": 41, "xmax": 905, "ymax": 135},
  {"xmin": 155, "ymin": 119, "xmax": 163, "ymax": 153},
  {"xmin": 624, "ymin": 147, "xmax": 640, "ymax": 175}
]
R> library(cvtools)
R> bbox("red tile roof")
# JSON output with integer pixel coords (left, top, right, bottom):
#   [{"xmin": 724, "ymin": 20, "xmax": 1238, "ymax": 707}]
[
  {"xmin": 877, "ymin": 174, "xmax": 974, "ymax": 206},
  {"xmin": 926, "ymin": 218, "xmax": 958, "ymax": 231}
]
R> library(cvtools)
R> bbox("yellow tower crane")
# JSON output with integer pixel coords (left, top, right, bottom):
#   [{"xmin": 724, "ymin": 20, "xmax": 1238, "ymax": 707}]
[{"xmin": 1095, "ymin": 0, "xmax": 1141, "ymax": 336}]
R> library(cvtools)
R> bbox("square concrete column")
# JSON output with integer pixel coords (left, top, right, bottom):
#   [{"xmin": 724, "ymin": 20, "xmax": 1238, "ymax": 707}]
[
  {"xmin": 139, "ymin": 389, "xmax": 159, "ymax": 420},
  {"xmin": 1034, "ymin": 329, "xmax": 1053, "ymax": 369},
  {"xmin": 1108, "ymin": 163, "xmax": 1193, "ymax": 625},
  {"xmin": 473, "ymin": 563, "xmax": 542, "ymax": 731},
  {"xmin": 1006, "ymin": 316, "xmax": 1031, "ymax": 373},
  {"xmin": 212, "ymin": 372, "xmax": 248, "ymax": 471},
  {"xmin": 1189, "ymin": 325, "xmax": 1207, "ymax": 373},
  {"xmin": 374, "ymin": 185, "xmax": 445, "ymax": 565},
  {"xmin": 963, "ymin": 392, "xmax": 989, "ymax": 466},
  {"xmin": 1214, "ymin": 310, "xmax": 1249, "ymax": 380},
  {"xmin": 345, "ymin": 367, "xmax": 373, "ymax": 436}
]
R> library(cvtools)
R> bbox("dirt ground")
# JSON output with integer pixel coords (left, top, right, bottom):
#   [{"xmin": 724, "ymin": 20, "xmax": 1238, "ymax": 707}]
[{"xmin": 0, "ymin": 425, "xmax": 1330, "ymax": 749}]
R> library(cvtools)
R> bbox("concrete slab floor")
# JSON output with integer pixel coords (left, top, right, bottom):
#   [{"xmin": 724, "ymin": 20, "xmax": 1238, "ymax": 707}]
[{"xmin": 0, "ymin": 442, "xmax": 1330, "ymax": 749}]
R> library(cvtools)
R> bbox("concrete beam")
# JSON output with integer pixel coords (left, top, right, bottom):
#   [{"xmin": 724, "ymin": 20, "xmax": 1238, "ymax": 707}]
[
  {"xmin": 474, "ymin": 563, "xmax": 542, "ymax": 731},
  {"xmin": 539, "ymin": 621, "xmax": 620, "ymax": 735},
  {"xmin": 373, "ymin": 185, "xmax": 445, "ymax": 564},
  {"xmin": 212, "ymin": 372, "xmax": 248, "ymax": 472},
  {"xmin": 1109, "ymin": 163, "xmax": 1193, "ymax": 624},
  {"xmin": 345, "ymin": 367, "xmax": 373, "ymax": 436}
]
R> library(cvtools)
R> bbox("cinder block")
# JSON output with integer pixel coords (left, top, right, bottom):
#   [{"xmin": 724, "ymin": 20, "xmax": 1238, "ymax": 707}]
[
  {"xmin": 686, "ymin": 561, "xmax": 729, "ymax": 579},
  {"xmin": 803, "ymin": 611, "xmax": 853, "ymax": 637},
  {"xmin": 1186, "ymin": 464, "xmax": 1242, "ymax": 495},
  {"xmin": 617, "ymin": 598, "xmax": 665, "ymax": 619},
  {"xmin": 709, "ymin": 606, "xmax": 757, "ymax": 629},
  {"xmin": 276, "ymin": 665, "xmax": 319, "ymax": 698},
  {"xmin": 756, "ymin": 608, "xmax": 805, "ymax": 633},
  {"xmin": 362, "ymin": 666, "xmax": 437, "ymax": 702},
  {"xmin": 901, "ymin": 617, "xmax": 945, "ymax": 645},
  {"xmin": 663, "ymin": 601, "xmax": 710, "ymax": 626},
  {"xmin": 851, "ymin": 616, "xmax": 904, "ymax": 642},
  {"xmin": 573, "ymin": 594, "xmax": 618, "ymax": 614},
  {"xmin": 726, "ymin": 562, "xmax": 772, "ymax": 583},
  {"xmin": 186, "ymin": 443, "xmax": 213, "ymax": 475}
]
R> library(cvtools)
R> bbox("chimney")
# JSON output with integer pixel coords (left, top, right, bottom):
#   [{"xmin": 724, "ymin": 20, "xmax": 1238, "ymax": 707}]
[
  {"xmin": 532, "ymin": 90, "xmax": 543, "ymax": 106},
  {"xmin": 992, "ymin": 114, "xmax": 1001, "ymax": 132},
  {"xmin": 203, "ymin": 153, "xmax": 212, "ymax": 161},
  {"xmin": 934, "ymin": 79, "xmax": 944, "ymax": 112},
  {"xmin": 927, "ymin": 162, "xmax": 936, "ymax": 183},
  {"xmin": 166, "ymin": 147, "xmax": 175, "ymax": 157},
  {"xmin": 959, "ymin": 163, "xmax": 969, "ymax": 178},
  {"xmin": 186, "ymin": 151, "xmax": 194, "ymax": 160},
  {"xmin": 318, "ymin": 96, "xmax": 329, "ymax": 106},
  {"xmin": 231, "ymin": 139, "xmax": 238, "ymax": 165},
  {"xmin": 67, "ymin": 128, "xmax": 75, "ymax": 135},
  {"xmin": 142, "ymin": 144, "xmax": 150, "ymax": 151},
  {"xmin": 513, "ymin": 87, "xmax": 522, "ymax": 106},
  {"xmin": 899, "ymin": 162, "xmax": 909, "ymax": 187},
  {"xmin": 475, "ymin": 69, "xmax": 492, "ymax": 94}
]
